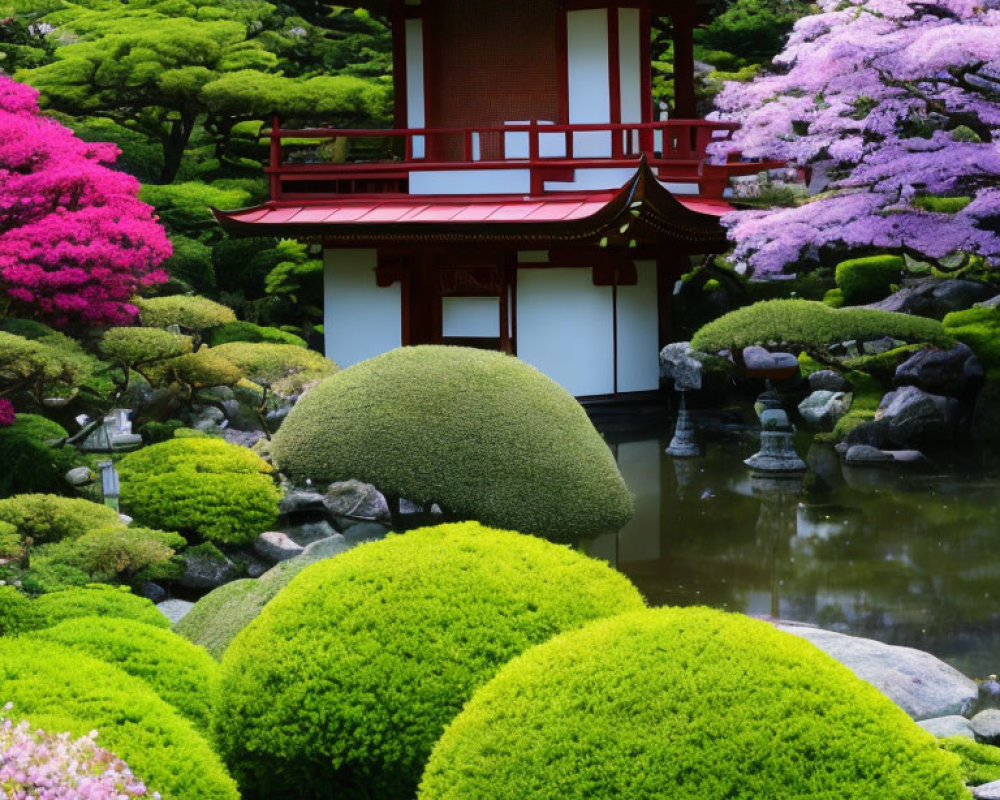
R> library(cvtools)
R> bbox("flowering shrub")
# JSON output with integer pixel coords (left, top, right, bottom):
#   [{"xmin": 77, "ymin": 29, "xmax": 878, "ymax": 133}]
[
  {"xmin": 0, "ymin": 76, "xmax": 170, "ymax": 327},
  {"xmin": 714, "ymin": 0, "xmax": 1000, "ymax": 276},
  {"xmin": 0, "ymin": 705, "xmax": 154, "ymax": 799},
  {"xmin": 0, "ymin": 399, "xmax": 14, "ymax": 427}
]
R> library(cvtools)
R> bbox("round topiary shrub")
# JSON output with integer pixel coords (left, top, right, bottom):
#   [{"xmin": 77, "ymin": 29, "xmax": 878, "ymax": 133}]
[
  {"xmin": 0, "ymin": 585, "xmax": 32, "ymax": 636},
  {"xmin": 29, "ymin": 584, "xmax": 170, "ymax": 630},
  {"xmin": 214, "ymin": 522, "xmax": 645, "ymax": 800},
  {"xmin": 835, "ymin": 254, "xmax": 904, "ymax": 305},
  {"xmin": 118, "ymin": 438, "xmax": 280, "ymax": 544},
  {"xmin": 270, "ymin": 346, "xmax": 633, "ymax": 542},
  {"xmin": 211, "ymin": 341, "xmax": 338, "ymax": 396},
  {"xmin": 209, "ymin": 321, "xmax": 307, "ymax": 348},
  {"xmin": 33, "ymin": 616, "xmax": 219, "ymax": 731},
  {"xmin": 0, "ymin": 494, "xmax": 124, "ymax": 545},
  {"xmin": 0, "ymin": 638, "xmax": 239, "ymax": 800},
  {"xmin": 133, "ymin": 294, "xmax": 237, "ymax": 332},
  {"xmin": 419, "ymin": 607, "xmax": 967, "ymax": 800}
]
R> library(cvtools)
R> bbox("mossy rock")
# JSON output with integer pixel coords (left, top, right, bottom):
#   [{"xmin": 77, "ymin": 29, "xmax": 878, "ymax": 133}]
[
  {"xmin": 118, "ymin": 438, "xmax": 280, "ymax": 545},
  {"xmin": 214, "ymin": 522, "xmax": 645, "ymax": 800},
  {"xmin": 270, "ymin": 346, "xmax": 633, "ymax": 542},
  {"xmin": 691, "ymin": 299, "xmax": 954, "ymax": 357},
  {"xmin": 0, "ymin": 638, "xmax": 239, "ymax": 800},
  {"xmin": 33, "ymin": 616, "xmax": 219, "ymax": 731},
  {"xmin": 29, "ymin": 584, "xmax": 170, "ymax": 630},
  {"xmin": 943, "ymin": 306, "xmax": 1000, "ymax": 377},
  {"xmin": 835, "ymin": 254, "xmax": 904, "ymax": 305},
  {"xmin": 419, "ymin": 607, "xmax": 967, "ymax": 800}
]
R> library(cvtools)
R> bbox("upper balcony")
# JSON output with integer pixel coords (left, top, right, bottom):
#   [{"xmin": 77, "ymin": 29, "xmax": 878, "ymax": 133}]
[{"xmin": 263, "ymin": 117, "xmax": 778, "ymax": 203}]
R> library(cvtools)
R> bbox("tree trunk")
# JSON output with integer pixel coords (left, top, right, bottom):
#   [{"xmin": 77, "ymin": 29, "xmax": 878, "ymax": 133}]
[{"xmin": 159, "ymin": 112, "xmax": 197, "ymax": 184}]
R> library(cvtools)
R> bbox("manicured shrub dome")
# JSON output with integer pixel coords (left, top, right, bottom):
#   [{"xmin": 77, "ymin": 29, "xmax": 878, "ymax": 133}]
[
  {"xmin": 0, "ymin": 638, "xmax": 239, "ymax": 800},
  {"xmin": 30, "ymin": 584, "xmax": 170, "ymax": 630},
  {"xmin": 33, "ymin": 616, "xmax": 220, "ymax": 730},
  {"xmin": 419, "ymin": 607, "xmax": 967, "ymax": 800},
  {"xmin": 271, "ymin": 346, "xmax": 633, "ymax": 542},
  {"xmin": 215, "ymin": 522, "xmax": 645, "ymax": 800}
]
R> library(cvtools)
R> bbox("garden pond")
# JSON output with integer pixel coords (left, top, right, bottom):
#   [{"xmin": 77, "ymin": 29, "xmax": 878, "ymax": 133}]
[{"xmin": 590, "ymin": 416, "xmax": 1000, "ymax": 680}]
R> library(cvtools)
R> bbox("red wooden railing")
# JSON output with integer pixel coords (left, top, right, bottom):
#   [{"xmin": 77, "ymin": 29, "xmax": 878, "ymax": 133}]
[{"xmin": 262, "ymin": 117, "xmax": 775, "ymax": 200}]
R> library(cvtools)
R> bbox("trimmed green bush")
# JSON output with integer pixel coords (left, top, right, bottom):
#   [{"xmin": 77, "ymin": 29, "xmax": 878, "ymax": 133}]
[
  {"xmin": 0, "ymin": 494, "xmax": 123, "ymax": 545},
  {"xmin": 215, "ymin": 522, "xmax": 645, "ymax": 800},
  {"xmin": 211, "ymin": 341, "xmax": 338, "ymax": 396},
  {"xmin": 0, "ymin": 638, "xmax": 239, "ymax": 800},
  {"xmin": 209, "ymin": 321, "xmax": 307, "ymax": 348},
  {"xmin": 145, "ymin": 349, "xmax": 245, "ymax": 390},
  {"xmin": 419, "ymin": 607, "xmax": 966, "ymax": 800},
  {"xmin": 134, "ymin": 294, "xmax": 237, "ymax": 332},
  {"xmin": 100, "ymin": 327, "xmax": 194, "ymax": 372},
  {"xmin": 939, "ymin": 737, "xmax": 1000, "ymax": 784},
  {"xmin": 0, "ymin": 520, "xmax": 18, "ymax": 560},
  {"xmin": 118, "ymin": 438, "xmax": 280, "ymax": 544},
  {"xmin": 36, "ymin": 526, "xmax": 185, "ymax": 583},
  {"xmin": 691, "ymin": 299, "xmax": 954, "ymax": 356},
  {"xmin": 271, "ymin": 346, "xmax": 633, "ymax": 542},
  {"xmin": 835, "ymin": 254, "xmax": 904, "ymax": 305},
  {"xmin": 30, "ymin": 585, "xmax": 170, "ymax": 630},
  {"xmin": 0, "ymin": 585, "xmax": 33, "ymax": 636},
  {"xmin": 0, "ymin": 415, "xmax": 88, "ymax": 497},
  {"xmin": 33, "ymin": 616, "xmax": 219, "ymax": 731}
]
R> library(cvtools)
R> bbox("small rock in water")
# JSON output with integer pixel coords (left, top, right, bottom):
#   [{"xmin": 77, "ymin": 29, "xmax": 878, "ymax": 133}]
[
  {"xmin": 974, "ymin": 780, "xmax": 1000, "ymax": 800},
  {"xmin": 844, "ymin": 444, "xmax": 895, "ymax": 465},
  {"xmin": 64, "ymin": 466, "xmax": 95, "ymax": 486},
  {"xmin": 138, "ymin": 582, "xmax": 167, "ymax": 604},
  {"xmin": 157, "ymin": 599, "xmax": 194, "ymax": 624},
  {"xmin": 254, "ymin": 531, "xmax": 305, "ymax": 563},
  {"xmin": 971, "ymin": 709, "xmax": 1000, "ymax": 744},
  {"xmin": 917, "ymin": 715, "xmax": 975, "ymax": 740}
]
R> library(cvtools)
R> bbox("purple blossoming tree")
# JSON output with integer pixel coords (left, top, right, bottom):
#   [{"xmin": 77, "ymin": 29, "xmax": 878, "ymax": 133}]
[{"xmin": 713, "ymin": 0, "xmax": 1000, "ymax": 277}]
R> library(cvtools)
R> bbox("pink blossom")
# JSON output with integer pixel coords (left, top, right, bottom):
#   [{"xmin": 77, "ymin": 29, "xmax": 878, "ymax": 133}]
[{"xmin": 0, "ymin": 399, "xmax": 14, "ymax": 427}]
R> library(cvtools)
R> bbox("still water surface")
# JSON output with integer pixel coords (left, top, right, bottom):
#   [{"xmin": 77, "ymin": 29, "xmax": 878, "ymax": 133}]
[{"xmin": 592, "ymin": 425, "xmax": 1000, "ymax": 679}]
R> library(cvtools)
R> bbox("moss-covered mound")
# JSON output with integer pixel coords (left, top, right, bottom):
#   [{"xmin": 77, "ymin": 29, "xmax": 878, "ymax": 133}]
[
  {"xmin": 215, "ymin": 522, "xmax": 645, "ymax": 800},
  {"xmin": 0, "ymin": 638, "xmax": 239, "ymax": 800},
  {"xmin": 270, "ymin": 346, "xmax": 632, "ymax": 542},
  {"xmin": 211, "ymin": 341, "xmax": 338, "ymax": 395},
  {"xmin": 30, "ymin": 584, "xmax": 170, "ymax": 630},
  {"xmin": 835, "ymin": 254, "xmax": 904, "ymax": 305},
  {"xmin": 691, "ymin": 299, "xmax": 955, "ymax": 356},
  {"xmin": 118, "ymin": 438, "xmax": 280, "ymax": 544},
  {"xmin": 33, "ymin": 616, "xmax": 219, "ymax": 730},
  {"xmin": 419, "ymin": 607, "xmax": 966, "ymax": 800},
  {"xmin": 944, "ymin": 306, "xmax": 1000, "ymax": 377}
]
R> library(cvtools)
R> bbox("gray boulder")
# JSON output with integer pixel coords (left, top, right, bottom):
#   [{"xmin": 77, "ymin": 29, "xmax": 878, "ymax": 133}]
[
  {"xmin": 844, "ymin": 444, "xmax": 895, "ymax": 465},
  {"xmin": 742, "ymin": 346, "xmax": 800, "ymax": 377},
  {"xmin": 179, "ymin": 548, "xmax": 239, "ymax": 589},
  {"xmin": 64, "ymin": 466, "xmax": 94, "ymax": 486},
  {"xmin": 659, "ymin": 342, "xmax": 703, "ymax": 391},
  {"xmin": 917, "ymin": 715, "xmax": 975, "ymax": 739},
  {"xmin": 860, "ymin": 336, "xmax": 899, "ymax": 355},
  {"xmin": 138, "ymin": 581, "xmax": 167, "ymax": 604},
  {"xmin": 808, "ymin": 370, "xmax": 850, "ymax": 393},
  {"xmin": 878, "ymin": 386, "xmax": 960, "ymax": 445},
  {"xmin": 798, "ymin": 391, "xmax": 852, "ymax": 429},
  {"xmin": 895, "ymin": 343, "xmax": 983, "ymax": 398},
  {"xmin": 323, "ymin": 480, "xmax": 391, "ymax": 527},
  {"xmin": 301, "ymin": 534, "xmax": 351, "ymax": 561},
  {"xmin": 777, "ymin": 623, "xmax": 978, "ymax": 720},
  {"xmin": 281, "ymin": 519, "xmax": 340, "ymax": 545},
  {"xmin": 975, "ymin": 781, "xmax": 1000, "ymax": 800},
  {"xmin": 254, "ymin": 531, "xmax": 305, "ymax": 563},
  {"xmin": 972, "ymin": 709, "xmax": 1000, "ymax": 744},
  {"xmin": 279, "ymin": 490, "xmax": 327, "ymax": 517},
  {"xmin": 868, "ymin": 279, "xmax": 995, "ymax": 318},
  {"xmin": 341, "ymin": 521, "xmax": 391, "ymax": 546},
  {"xmin": 223, "ymin": 429, "xmax": 264, "ymax": 448},
  {"xmin": 157, "ymin": 599, "xmax": 194, "ymax": 624}
]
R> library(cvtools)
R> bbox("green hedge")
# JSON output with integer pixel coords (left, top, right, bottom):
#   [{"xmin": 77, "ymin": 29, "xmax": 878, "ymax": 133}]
[
  {"xmin": 691, "ymin": 299, "xmax": 955, "ymax": 356},
  {"xmin": 835, "ymin": 255, "xmax": 904, "ymax": 305},
  {"xmin": 0, "ymin": 585, "xmax": 33, "ymax": 636},
  {"xmin": 29, "ymin": 585, "xmax": 170, "ymax": 630},
  {"xmin": 0, "ymin": 494, "xmax": 123, "ymax": 545},
  {"xmin": 271, "ymin": 346, "xmax": 633, "ymax": 542},
  {"xmin": 133, "ymin": 295, "xmax": 237, "ymax": 332},
  {"xmin": 215, "ymin": 522, "xmax": 645, "ymax": 800},
  {"xmin": 210, "ymin": 341, "xmax": 338, "ymax": 396},
  {"xmin": 118, "ymin": 438, "xmax": 280, "ymax": 544},
  {"xmin": 33, "ymin": 616, "xmax": 219, "ymax": 731},
  {"xmin": 419, "ymin": 607, "xmax": 966, "ymax": 800},
  {"xmin": 209, "ymin": 322, "xmax": 307, "ymax": 348},
  {"xmin": 34, "ymin": 526, "xmax": 185, "ymax": 584},
  {"xmin": 0, "ymin": 638, "xmax": 239, "ymax": 800}
]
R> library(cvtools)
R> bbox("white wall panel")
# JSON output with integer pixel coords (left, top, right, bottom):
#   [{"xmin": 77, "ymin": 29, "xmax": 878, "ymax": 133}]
[
  {"xmin": 324, "ymin": 249, "xmax": 400, "ymax": 368},
  {"xmin": 566, "ymin": 9, "xmax": 611, "ymax": 157},
  {"xmin": 409, "ymin": 169, "xmax": 531, "ymax": 195},
  {"xmin": 618, "ymin": 6, "xmax": 643, "ymax": 157},
  {"xmin": 441, "ymin": 297, "xmax": 499, "ymax": 337},
  {"xmin": 616, "ymin": 259, "xmax": 660, "ymax": 392},
  {"xmin": 405, "ymin": 18, "xmax": 425, "ymax": 158},
  {"xmin": 516, "ymin": 268, "xmax": 613, "ymax": 396}
]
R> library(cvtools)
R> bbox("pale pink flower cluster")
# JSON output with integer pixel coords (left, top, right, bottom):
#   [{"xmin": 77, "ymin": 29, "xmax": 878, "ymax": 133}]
[
  {"xmin": 712, "ymin": 0, "xmax": 1000, "ymax": 276},
  {"xmin": 0, "ymin": 706, "xmax": 157, "ymax": 799},
  {"xmin": 0, "ymin": 399, "xmax": 14, "ymax": 427},
  {"xmin": 0, "ymin": 76, "xmax": 170, "ymax": 327}
]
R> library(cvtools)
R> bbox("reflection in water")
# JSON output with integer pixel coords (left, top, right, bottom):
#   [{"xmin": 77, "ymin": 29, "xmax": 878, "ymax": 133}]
[{"xmin": 593, "ymin": 434, "xmax": 1000, "ymax": 679}]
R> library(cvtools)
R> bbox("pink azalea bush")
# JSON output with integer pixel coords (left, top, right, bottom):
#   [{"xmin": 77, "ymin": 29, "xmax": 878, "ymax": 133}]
[
  {"xmin": 0, "ymin": 76, "xmax": 170, "ymax": 327},
  {"xmin": 713, "ymin": 0, "xmax": 1000, "ymax": 277},
  {"xmin": 0, "ymin": 399, "xmax": 14, "ymax": 427},
  {"xmin": 0, "ymin": 704, "xmax": 157, "ymax": 799}
]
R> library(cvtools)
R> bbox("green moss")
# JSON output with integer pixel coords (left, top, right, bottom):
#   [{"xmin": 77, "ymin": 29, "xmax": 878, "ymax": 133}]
[
  {"xmin": 209, "ymin": 321, "xmax": 307, "ymax": 348},
  {"xmin": 419, "ymin": 607, "xmax": 966, "ymax": 800},
  {"xmin": 271, "ymin": 346, "xmax": 633, "ymax": 542},
  {"xmin": 215, "ymin": 522, "xmax": 645, "ymax": 800},
  {"xmin": 173, "ymin": 578, "xmax": 260, "ymax": 659},
  {"xmin": 913, "ymin": 196, "xmax": 972, "ymax": 214},
  {"xmin": 210, "ymin": 341, "xmax": 338, "ymax": 396},
  {"xmin": 33, "ymin": 616, "xmax": 219, "ymax": 731},
  {"xmin": 943, "ymin": 306, "xmax": 1000, "ymax": 377},
  {"xmin": 823, "ymin": 287, "xmax": 845, "ymax": 308},
  {"xmin": 843, "ymin": 345, "xmax": 924, "ymax": 383},
  {"xmin": 134, "ymin": 294, "xmax": 237, "ymax": 332},
  {"xmin": 835, "ymin": 255, "xmax": 904, "ymax": 305},
  {"xmin": 0, "ymin": 638, "xmax": 239, "ymax": 800},
  {"xmin": 939, "ymin": 737, "xmax": 1000, "ymax": 784},
  {"xmin": 691, "ymin": 299, "xmax": 954, "ymax": 356},
  {"xmin": 30, "ymin": 585, "xmax": 170, "ymax": 630},
  {"xmin": 0, "ymin": 494, "xmax": 124, "ymax": 545},
  {"xmin": 118, "ymin": 439, "xmax": 279, "ymax": 544}
]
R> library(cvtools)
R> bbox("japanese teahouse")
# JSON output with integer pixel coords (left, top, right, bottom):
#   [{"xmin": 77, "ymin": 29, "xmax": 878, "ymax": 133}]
[{"xmin": 214, "ymin": 0, "xmax": 771, "ymax": 397}]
